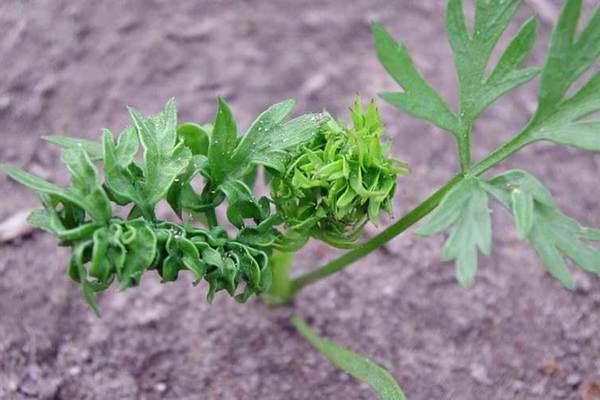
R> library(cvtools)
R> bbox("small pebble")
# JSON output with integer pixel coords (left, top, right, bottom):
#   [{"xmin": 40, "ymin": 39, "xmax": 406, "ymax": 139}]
[
  {"xmin": 470, "ymin": 363, "xmax": 492, "ymax": 385},
  {"xmin": 68, "ymin": 366, "xmax": 81, "ymax": 376},
  {"xmin": 154, "ymin": 382, "xmax": 167, "ymax": 393},
  {"xmin": 541, "ymin": 358, "xmax": 559, "ymax": 376},
  {"xmin": 0, "ymin": 95, "xmax": 11, "ymax": 111},
  {"xmin": 567, "ymin": 373, "xmax": 581, "ymax": 387},
  {"xmin": 0, "ymin": 209, "xmax": 35, "ymax": 243}
]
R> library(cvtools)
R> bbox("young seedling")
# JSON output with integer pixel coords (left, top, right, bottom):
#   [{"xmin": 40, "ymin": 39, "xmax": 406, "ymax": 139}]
[{"xmin": 1, "ymin": 0, "xmax": 599, "ymax": 398}]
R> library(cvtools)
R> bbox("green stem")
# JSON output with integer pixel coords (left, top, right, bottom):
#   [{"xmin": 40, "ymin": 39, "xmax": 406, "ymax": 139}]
[
  {"xmin": 140, "ymin": 206, "xmax": 156, "ymax": 222},
  {"xmin": 457, "ymin": 125, "xmax": 472, "ymax": 172},
  {"xmin": 264, "ymin": 250, "xmax": 295, "ymax": 306},
  {"xmin": 205, "ymin": 208, "xmax": 218, "ymax": 229},
  {"xmin": 288, "ymin": 130, "xmax": 533, "ymax": 296},
  {"xmin": 469, "ymin": 130, "xmax": 532, "ymax": 175}
]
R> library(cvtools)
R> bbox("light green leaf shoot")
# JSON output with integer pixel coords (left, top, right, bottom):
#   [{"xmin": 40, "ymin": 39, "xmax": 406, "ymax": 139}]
[{"xmin": 291, "ymin": 316, "xmax": 406, "ymax": 400}]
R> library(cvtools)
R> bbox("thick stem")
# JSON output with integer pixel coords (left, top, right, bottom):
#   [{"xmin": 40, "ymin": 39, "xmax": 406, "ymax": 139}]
[
  {"xmin": 288, "ymin": 130, "xmax": 533, "ymax": 296},
  {"xmin": 204, "ymin": 208, "xmax": 218, "ymax": 229},
  {"xmin": 264, "ymin": 250, "xmax": 295, "ymax": 306}
]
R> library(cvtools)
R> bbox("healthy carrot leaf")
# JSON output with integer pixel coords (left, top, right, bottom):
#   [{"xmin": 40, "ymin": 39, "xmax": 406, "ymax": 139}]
[
  {"xmin": 372, "ymin": 23, "xmax": 460, "ymax": 136},
  {"xmin": 416, "ymin": 177, "xmax": 491, "ymax": 287},
  {"xmin": 373, "ymin": 0, "xmax": 538, "ymax": 170},
  {"xmin": 484, "ymin": 170, "xmax": 600, "ymax": 289},
  {"xmin": 445, "ymin": 0, "xmax": 538, "ymax": 123},
  {"xmin": 527, "ymin": 0, "xmax": 600, "ymax": 151}
]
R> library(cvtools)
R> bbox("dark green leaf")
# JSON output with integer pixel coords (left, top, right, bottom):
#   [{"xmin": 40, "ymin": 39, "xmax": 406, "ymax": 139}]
[
  {"xmin": 232, "ymin": 101, "xmax": 325, "ymax": 174},
  {"xmin": 102, "ymin": 129, "xmax": 148, "ymax": 214},
  {"xmin": 269, "ymin": 113, "xmax": 327, "ymax": 150},
  {"xmin": 177, "ymin": 122, "xmax": 210, "ymax": 156},
  {"xmin": 2, "ymin": 150, "xmax": 111, "ymax": 224},
  {"xmin": 208, "ymin": 97, "xmax": 238, "ymax": 184},
  {"xmin": 61, "ymin": 147, "xmax": 112, "ymax": 224},
  {"xmin": 69, "ymin": 241, "xmax": 111, "ymax": 317},
  {"xmin": 232, "ymin": 99, "xmax": 295, "ymax": 166},
  {"xmin": 119, "ymin": 220, "xmax": 157, "ymax": 290},
  {"xmin": 90, "ymin": 228, "xmax": 111, "ymax": 281},
  {"xmin": 166, "ymin": 155, "xmax": 209, "ymax": 217},
  {"xmin": 220, "ymin": 179, "xmax": 263, "ymax": 227}
]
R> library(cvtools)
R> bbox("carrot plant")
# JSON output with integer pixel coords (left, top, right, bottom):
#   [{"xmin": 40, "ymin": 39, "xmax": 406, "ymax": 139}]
[{"xmin": 2, "ymin": 0, "xmax": 599, "ymax": 398}]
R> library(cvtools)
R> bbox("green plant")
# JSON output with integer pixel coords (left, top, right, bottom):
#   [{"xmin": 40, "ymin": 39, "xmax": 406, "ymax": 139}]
[{"xmin": 1, "ymin": 0, "xmax": 599, "ymax": 398}]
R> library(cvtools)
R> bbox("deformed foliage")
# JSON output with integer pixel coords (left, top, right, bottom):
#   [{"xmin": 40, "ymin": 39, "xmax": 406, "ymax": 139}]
[
  {"xmin": 271, "ymin": 97, "xmax": 408, "ymax": 250},
  {"xmin": 0, "ymin": 96, "xmax": 400, "ymax": 315},
  {"xmin": 416, "ymin": 177, "xmax": 492, "ymax": 287}
]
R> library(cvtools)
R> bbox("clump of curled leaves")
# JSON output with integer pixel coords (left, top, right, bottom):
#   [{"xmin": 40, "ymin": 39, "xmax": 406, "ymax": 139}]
[
  {"xmin": 0, "ymin": 97, "xmax": 401, "ymax": 315},
  {"xmin": 271, "ymin": 97, "xmax": 408, "ymax": 249}
]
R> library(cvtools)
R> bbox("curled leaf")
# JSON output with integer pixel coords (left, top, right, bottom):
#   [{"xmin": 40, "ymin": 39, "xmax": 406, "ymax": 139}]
[{"xmin": 272, "ymin": 97, "xmax": 407, "ymax": 249}]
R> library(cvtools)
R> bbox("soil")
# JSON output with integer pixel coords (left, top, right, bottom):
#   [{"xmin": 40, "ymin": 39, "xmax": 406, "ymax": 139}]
[{"xmin": 1, "ymin": 0, "xmax": 599, "ymax": 399}]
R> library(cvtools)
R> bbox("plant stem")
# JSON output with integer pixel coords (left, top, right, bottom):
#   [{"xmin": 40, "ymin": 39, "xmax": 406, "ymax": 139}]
[
  {"xmin": 457, "ymin": 125, "xmax": 472, "ymax": 172},
  {"xmin": 205, "ymin": 208, "xmax": 218, "ymax": 229},
  {"xmin": 469, "ymin": 130, "xmax": 532, "ymax": 175},
  {"xmin": 288, "ymin": 130, "xmax": 533, "ymax": 296},
  {"xmin": 264, "ymin": 250, "xmax": 295, "ymax": 306}
]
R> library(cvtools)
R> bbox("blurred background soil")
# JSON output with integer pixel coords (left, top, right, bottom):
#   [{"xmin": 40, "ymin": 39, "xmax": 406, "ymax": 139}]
[{"xmin": 1, "ymin": 0, "xmax": 599, "ymax": 399}]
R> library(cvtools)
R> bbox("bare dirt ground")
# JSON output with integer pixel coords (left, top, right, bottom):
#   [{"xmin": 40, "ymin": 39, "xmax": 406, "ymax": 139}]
[{"xmin": 1, "ymin": 0, "xmax": 599, "ymax": 399}]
